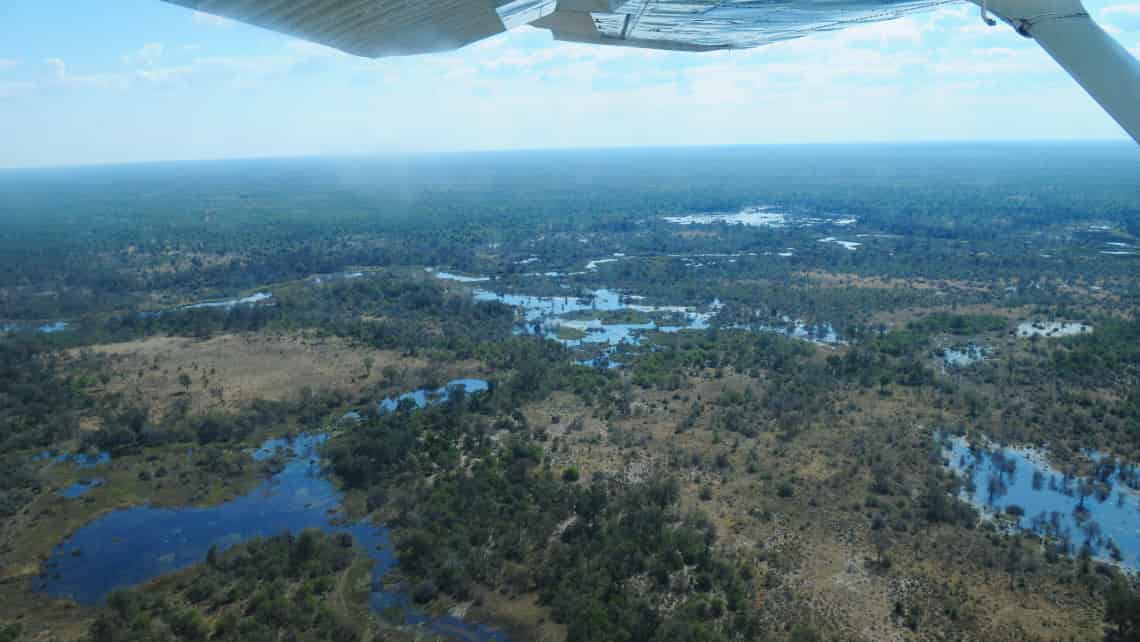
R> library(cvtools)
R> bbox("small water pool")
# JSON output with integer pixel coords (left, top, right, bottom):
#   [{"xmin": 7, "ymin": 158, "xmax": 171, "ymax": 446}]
[
  {"xmin": 378, "ymin": 378, "xmax": 489, "ymax": 412},
  {"xmin": 432, "ymin": 270, "xmax": 492, "ymax": 283},
  {"xmin": 941, "ymin": 345, "xmax": 988, "ymax": 368},
  {"xmin": 32, "ymin": 450, "xmax": 111, "ymax": 469},
  {"xmin": 1016, "ymin": 321, "xmax": 1092, "ymax": 338},
  {"xmin": 2, "ymin": 321, "xmax": 70, "ymax": 335},
  {"xmin": 183, "ymin": 291, "xmax": 273, "ymax": 310},
  {"xmin": 59, "ymin": 478, "xmax": 104, "ymax": 498}
]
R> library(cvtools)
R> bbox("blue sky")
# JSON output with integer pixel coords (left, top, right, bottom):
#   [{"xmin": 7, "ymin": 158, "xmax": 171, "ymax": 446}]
[{"xmin": 1, "ymin": 0, "xmax": 1138, "ymax": 167}]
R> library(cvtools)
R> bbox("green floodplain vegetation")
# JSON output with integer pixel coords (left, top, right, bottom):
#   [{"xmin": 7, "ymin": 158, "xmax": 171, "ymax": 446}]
[{"xmin": 0, "ymin": 144, "xmax": 1139, "ymax": 641}]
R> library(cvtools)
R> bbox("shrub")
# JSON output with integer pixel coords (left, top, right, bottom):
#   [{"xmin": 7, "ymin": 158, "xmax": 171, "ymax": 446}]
[{"xmin": 778, "ymin": 481, "xmax": 795, "ymax": 498}]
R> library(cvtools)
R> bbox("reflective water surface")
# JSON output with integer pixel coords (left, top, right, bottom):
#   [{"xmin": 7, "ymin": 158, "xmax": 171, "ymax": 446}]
[
  {"xmin": 379, "ymin": 379, "xmax": 490, "ymax": 412},
  {"xmin": 39, "ymin": 382, "xmax": 504, "ymax": 641},
  {"xmin": 941, "ymin": 344, "xmax": 988, "ymax": 368},
  {"xmin": 183, "ymin": 291, "xmax": 273, "ymax": 310},
  {"xmin": 59, "ymin": 478, "xmax": 104, "ymax": 498},
  {"xmin": 943, "ymin": 435, "xmax": 1140, "ymax": 569},
  {"xmin": 1016, "ymin": 321, "xmax": 1092, "ymax": 337}
]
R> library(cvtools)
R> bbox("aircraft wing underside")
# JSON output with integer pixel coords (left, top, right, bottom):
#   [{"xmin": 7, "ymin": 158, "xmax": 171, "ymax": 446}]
[
  {"xmin": 165, "ymin": 0, "xmax": 956, "ymax": 57},
  {"xmin": 165, "ymin": 0, "xmax": 1140, "ymax": 143},
  {"xmin": 533, "ymin": 0, "xmax": 956, "ymax": 51}
]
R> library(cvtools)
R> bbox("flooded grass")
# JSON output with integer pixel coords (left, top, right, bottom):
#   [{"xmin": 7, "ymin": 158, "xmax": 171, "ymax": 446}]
[{"xmin": 942, "ymin": 434, "xmax": 1140, "ymax": 569}]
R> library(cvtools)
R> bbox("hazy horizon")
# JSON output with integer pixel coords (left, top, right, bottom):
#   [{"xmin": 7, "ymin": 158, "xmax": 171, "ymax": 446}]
[{"xmin": 2, "ymin": 139, "xmax": 1138, "ymax": 172}]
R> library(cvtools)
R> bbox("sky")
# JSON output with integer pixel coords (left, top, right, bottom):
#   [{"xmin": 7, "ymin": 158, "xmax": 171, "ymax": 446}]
[{"xmin": 1, "ymin": 0, "xmax": 1139, "ymax": 168}]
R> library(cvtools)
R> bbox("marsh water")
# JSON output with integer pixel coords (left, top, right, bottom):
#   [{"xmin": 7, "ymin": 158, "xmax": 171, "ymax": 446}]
[
  {"xmin": 59, "ymin": 478, "xmax": 104, "ymax": 498},
  {"xmin": 1016, "ymin": 321, "xmax": 1092, "ymax": 337},
  {"xmin": 33, "ymin": 450, "xmax": 111, "ymax": 468},
  {"xmin": 473, "ymin": 287, "xmax": 715, "ymax": 346},
  {"xmin": 39, "ymin": 380, "xmax": 504, "ymax": 641},
  {"xmin": 941, "ymin": 345, "xmax": 988, "ymax": 368},
  {"xmin": 183, "ymin": 291, "xmax": 273, "ymax": 310},
  {"xmin": 1, "ymin": 321, "xmax": 69, "ymax": 334},
  {"xmin": 378, "ymin": 379, "xmax": 489, "ymax": 412},
  {"xmin": 469, "ymin": 285, "xmax": 846, "ymax": 362},
  {"xmin": 942, "ymin": 435, "xmax": 1140, "ymax": 569}
]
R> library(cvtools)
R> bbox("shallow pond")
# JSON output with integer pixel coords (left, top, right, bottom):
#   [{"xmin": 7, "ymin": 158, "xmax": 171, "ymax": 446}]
[
  {"xmin": 2, "ymin": 321, "xmax": 70, "ymax": 335},
  {"xmin": 662, "ymin": 206, "xmax": 788, "ymax": 228},
  {"xmin": 378, "ymin": 378, "xmax": 489, "ymax": 412},
  {"xmin": 942, "ymin": 435, "xmax": 1140, "ymax": 568},
  {"xmin": 59, "ymin": 478, "xmax": 104, "ymax": 498},
  {"xmin": 183, "ymin": 291, "xmax": 273, "ymax": 310},
  {"xmin": 941, "ymin": 345, "xmax": 988, "ymax": 368},
  {"xmin": 1016, "ymin": 321, "xmax": 1092, "ymax": 338},
  {"xmin": 474, "ymin": 286, "xmax": 847, "ymax": 356},
  {"xmin": 311, "ymin": 271, "xmax": 364, "ymax": 285},
  {"xmin": 473, "ymin": 288, "xmax": 716, "ymax": 349},
  {"xmin": 662, "ymin": 206, "xmax": 856, "ymax": 229},
  {"xmin": 576, "ymin": 356, "xmax": 621, "ymax": 369},
  {"xmin": 817, "ymin": 237, "xmax": 861, "ymax": 251},
  {"xmin": 433, "ymin": 270, "xmax": 492, "ymax": 283},
  {"xmin": 749, "ymin": 319, "xmax": 842, "ymax": 346},
  {"xmin": 33, "ymin": 450, "xmax": 111, "ymax": 469},
  {"xmin": 39, "ymin": 384, "xmax": 504, "ymax": 641}
]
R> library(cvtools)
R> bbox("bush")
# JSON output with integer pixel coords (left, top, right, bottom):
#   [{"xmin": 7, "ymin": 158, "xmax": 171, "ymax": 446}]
[
  {"xmin": 777, "ymin": 481, "xmax": 795, "ymax": 498},
  {"xmin": 790, "ymin": 623, "xmax": 822, "ymax": 642},
  {"xmin": 412, "ymin": 580, "xmax": 439, "ymax": 604}
]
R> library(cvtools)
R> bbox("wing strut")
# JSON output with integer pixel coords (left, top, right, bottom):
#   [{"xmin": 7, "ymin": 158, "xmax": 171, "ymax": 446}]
[{"xmin": 974, "ymin": 0, "xmax": 1140, "ymax": 143}]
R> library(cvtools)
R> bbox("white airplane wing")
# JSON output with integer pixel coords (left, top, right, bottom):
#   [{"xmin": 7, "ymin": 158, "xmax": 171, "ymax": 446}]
[
  {"xmin": 166, "ymin": 0, "xmax": 509, "ymax": 57},
  {"xmin": 165, "ymin": 0, "xmax": 1140, "ymax": 143}
]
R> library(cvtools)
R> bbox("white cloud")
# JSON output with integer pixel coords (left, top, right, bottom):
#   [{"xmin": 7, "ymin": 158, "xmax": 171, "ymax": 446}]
[
  {"xmin": 26, "ymin": 40, "xmax": 349, "ymax": 97},
  {"xmin": 0, "ymin": 81, "xmax": 35, "ymax": 98},
  {"xmin": 957, "ymin": 21, "xmax": 1007, "ymax": 36},
  {"xmin": 44, "ymin": 58, "xmax": 132, "ymax": 90},
  {"xmin": 928, "ymin": 46, "xmax": 1055, "ymax": 76},
  {"xmin": 835, "ymin": 17, "xmax": 928, "ymax": 47},
  {"xmin": 1098, "ymin": 2, "xmax": 1140, "ymax": 33},
  {"xmin": 1101, "ymin": 3, "xmax": 1140, "ymax": 17},
  {"xmin": 45, "ymin": 58, "xmax": 64, "ymax": 78},
  {"xmin": 191, "ymin": 11, "xmax": 235, "ymax": 29},
  {"xmin": 137, "ymin": 65, "xmax": 195, "ymax": 83},
  {"xmin": 285, "ymin": 40, "xmax": 345, "ymax": 59},
  {"xmin": 122, "ymin": 43, "xmax": 164, "ymax": 67}
]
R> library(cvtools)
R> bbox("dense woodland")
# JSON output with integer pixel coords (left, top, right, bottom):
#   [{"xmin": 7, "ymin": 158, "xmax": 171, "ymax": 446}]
[{"xmin": 85, "ymin": 531, "xmax": 366, "ymax": 642}]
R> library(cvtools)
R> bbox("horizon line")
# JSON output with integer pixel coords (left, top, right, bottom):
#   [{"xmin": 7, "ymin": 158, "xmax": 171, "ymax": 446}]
[{"xmin": 2, "ymin": 138, "xmax": 1134, "ymax": 172}]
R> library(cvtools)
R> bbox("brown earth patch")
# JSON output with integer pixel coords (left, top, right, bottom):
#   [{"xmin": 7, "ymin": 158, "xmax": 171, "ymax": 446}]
[{"xmin": 65, "ymin": 332, "xmax": 470, "ymax": 419}]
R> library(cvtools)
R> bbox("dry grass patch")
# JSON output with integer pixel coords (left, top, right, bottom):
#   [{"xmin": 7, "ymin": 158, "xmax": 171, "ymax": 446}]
[
  {"xmin": 800, "ymin": 270, "xmax": 991, "ymax": 293},
  {"xmin": 515, "ymin": 368, "xmax": 1107, "ymax": 641},
  {"xmin": 68, "ymin": 332, "xmax": 442, "ymax": 419}
]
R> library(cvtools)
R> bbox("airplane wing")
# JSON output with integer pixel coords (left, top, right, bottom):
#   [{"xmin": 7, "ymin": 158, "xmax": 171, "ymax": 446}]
[
  {"xmin": 165, "ymin": 0, "xmax": 1140, "ymax": 143},
  {"xmin": 165, "ymin": 0, "xmax": 508, "ymax": 57}
]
